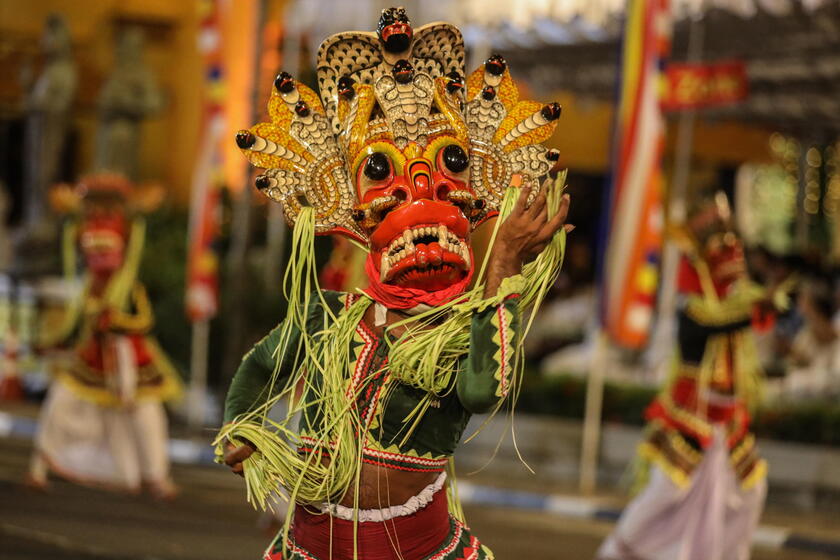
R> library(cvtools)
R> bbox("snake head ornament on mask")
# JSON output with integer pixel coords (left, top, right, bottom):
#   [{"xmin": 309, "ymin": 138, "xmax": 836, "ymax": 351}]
[{"xmin": 235, "ymin": 8, "xmax": 561, "ymax": 307}]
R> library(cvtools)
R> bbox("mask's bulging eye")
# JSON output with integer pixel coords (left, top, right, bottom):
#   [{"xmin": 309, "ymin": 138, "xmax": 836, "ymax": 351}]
[
  {"xmin": 364, "ymin": 152, "xmax": 391, "ymax": 181},
  {"xmin": 442, "ymin": 144, "xmax": 468, "ymax": 174}
]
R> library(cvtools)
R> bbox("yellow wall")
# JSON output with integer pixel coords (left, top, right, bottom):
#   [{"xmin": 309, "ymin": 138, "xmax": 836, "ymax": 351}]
[
  {"xmin": 219, "ymin": 0, "xmax": 260, "ymax": 194},
  {"xmin": 545, "ymin": 89, "xmax": 775, "ymax": 173},
  {"xmin": 0, "ymin": 0, "xmax": 201, "ymax": 206}
]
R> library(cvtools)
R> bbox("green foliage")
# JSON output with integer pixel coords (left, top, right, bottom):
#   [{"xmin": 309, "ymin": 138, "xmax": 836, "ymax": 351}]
[
  {"xmin": 753, "ymin": 403, "xmax": 840, "ymax": 446},
  {"xmin": 516, "ymin": 372, "xmax": 655, "ymax": 425},
  {"xmin": 518, "ymin": 372, "xmax": 840, "ymax": 446},
  {"xmin": 139, "ymin": 208, "xmax": 190, "ymax": 376}
]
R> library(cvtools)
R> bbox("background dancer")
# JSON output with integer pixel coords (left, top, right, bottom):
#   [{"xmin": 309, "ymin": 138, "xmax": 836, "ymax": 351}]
[
  {"xmin": 28, "ymin": 173, "xmax": 182, "ymax": 498},
  {"xmin": 598, "ymin": 194, "xmax": 792, "ymax": 560}
]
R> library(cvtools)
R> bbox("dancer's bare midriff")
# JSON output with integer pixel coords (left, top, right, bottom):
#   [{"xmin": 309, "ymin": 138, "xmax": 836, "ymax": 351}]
[
  {"xmin": 338, "ymin": 463, "xmax": 440, "ymax": 508},
  {"xmin": 224, "ymin": 439, "xmax": 440, "ymax": 508}
]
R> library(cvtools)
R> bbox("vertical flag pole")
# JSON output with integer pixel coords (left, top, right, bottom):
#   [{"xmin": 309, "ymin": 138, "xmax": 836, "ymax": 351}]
[
  {"xmin": 647, "ymin": 19, "xmax": 704, "ymax": 379},
  {"xmin": 579, "ymin": 0, "xmax": 672, "ymax": 492},
  {"xmin": 186, "ymin": 0, "xmax": 227, "ymax": 429},
  {"xmin": 580, "ymin": 330, "xmax": 608, "ymax": 494},
  {"xmin": 188, "ymin": 319, "xmax": 210, "ymax": 427}
]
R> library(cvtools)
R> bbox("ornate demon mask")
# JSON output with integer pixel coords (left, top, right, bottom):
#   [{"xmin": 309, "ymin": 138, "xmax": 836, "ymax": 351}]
[
  {"xmin": 70, "ymin": 175, "xmax": 133, "ymax": 276},
  {"xmin": 679, "ymin": 192, "xmax": 746, "ymax": 295},
  {"xmin": 236, "ymin": 8, "xmax": 561, "ymax": 305},
  {"xmin": 51, "ymin": 173, "xmax": 163, "ymax": 280}
]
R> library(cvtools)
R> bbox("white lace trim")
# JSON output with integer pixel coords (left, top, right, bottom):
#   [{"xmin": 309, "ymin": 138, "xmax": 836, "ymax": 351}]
[{"xmin": 318, "ymin": 471, "xmax": 447, "ymax": 522}]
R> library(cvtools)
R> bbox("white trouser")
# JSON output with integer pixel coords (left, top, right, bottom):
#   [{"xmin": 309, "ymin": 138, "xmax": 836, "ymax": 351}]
[
  {"xmin": 32, "ymin": 337, "xmax": 170, "ymax": 490},
  {"xmin": 598, "ymin": 428, "xmax": 766, "ymax": 560}
]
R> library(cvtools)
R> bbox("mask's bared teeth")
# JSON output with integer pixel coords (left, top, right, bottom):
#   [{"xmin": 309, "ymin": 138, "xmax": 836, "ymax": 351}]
[
  {"xmin": 404, "ymin": 230, "xmax": 413, "ymax": 246},
  {"xmin": 381, "ymin": 256, "xmax": 390, "ymax": 281},
  {"xmin": 438, "ymin": 225, "xmax": 447, "ymax": 243},
  {"xmin": 461, "ymin": 245, "xmax": 471, "ymax": 268}
]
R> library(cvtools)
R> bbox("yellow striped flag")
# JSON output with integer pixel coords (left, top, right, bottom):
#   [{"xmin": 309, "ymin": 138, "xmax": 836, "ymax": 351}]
[{"xmin": 601, "ymin": 0, "xmax": 671, "ymax": 348}]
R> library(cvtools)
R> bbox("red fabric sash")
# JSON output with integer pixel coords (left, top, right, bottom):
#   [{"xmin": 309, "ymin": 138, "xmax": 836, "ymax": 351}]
[
  {"xmin": 288, "ymin": 488, "xmax": 451, "ymax": 560},
  {"xmin": 361, "ymin": 253, "xmax": 473, "ymax": 310},
  {"xmin": 645, "ymin": 376, "xmax": 750, "ymax": 449},
  {"xmin": 79, "ymin": 334, "xmax": 152, "ymax": 372}
]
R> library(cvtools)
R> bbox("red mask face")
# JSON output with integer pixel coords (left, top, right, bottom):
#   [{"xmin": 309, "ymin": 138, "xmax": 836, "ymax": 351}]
[
  {"xmin": 355, "ymin": 140, "xmax": 477, "ymax": 292},
  {"xmin": 704, "ymin": 232, "xmax": 745, "ymax": 292},
  {"xmin": 79, "ymin": 210, "xmax": 127, "ymax": 277}
]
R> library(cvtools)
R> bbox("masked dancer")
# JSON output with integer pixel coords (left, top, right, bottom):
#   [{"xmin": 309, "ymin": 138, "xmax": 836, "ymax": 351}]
[
  {"xmin": 219, "ymin": 8, "xmax": 571, "ymax": 560},
  {"xmin": 598, "ymin": 194, "xmax": 789, "ymax": 560},
  {"xmin": 28, "ymin": 174, "xmax": 182, "ymax": 498}
]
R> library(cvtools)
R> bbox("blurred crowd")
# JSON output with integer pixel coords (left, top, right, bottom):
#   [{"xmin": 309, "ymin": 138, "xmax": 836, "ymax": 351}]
[{"xmin": 528, "ymin": 238, "xmax": 840, "ymax": 405}]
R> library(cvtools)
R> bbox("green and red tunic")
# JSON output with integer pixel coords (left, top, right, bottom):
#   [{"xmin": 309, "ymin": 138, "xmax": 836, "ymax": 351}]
[
  {"xmin": 640, "ymin": 261, "xmax": 766, "ymax": 491},
  {"xmin": 225, "ymin": 289, "xmax": 521, "ymax": 475}
]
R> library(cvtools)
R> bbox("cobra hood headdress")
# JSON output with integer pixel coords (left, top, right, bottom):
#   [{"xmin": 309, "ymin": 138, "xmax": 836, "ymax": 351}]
[{"xmin": 236, "ymin": 7, "xmax": 561, "ymax": 303}]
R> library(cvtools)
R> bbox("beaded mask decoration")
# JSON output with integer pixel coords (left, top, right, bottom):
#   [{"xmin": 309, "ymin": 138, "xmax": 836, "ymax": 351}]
[{"xmin": 236, "ymin": 7, "xmax": 561, "ymax": 294}]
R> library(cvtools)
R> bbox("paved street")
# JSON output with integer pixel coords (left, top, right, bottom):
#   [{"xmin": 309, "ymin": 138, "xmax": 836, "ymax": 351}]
[{"xmin": 0, "ymin": 435, "xmax": 835, "ymax": 560}]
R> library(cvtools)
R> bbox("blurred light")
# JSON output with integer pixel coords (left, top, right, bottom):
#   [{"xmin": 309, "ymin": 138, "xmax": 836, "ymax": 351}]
[
  {"xmin": 769, "ymin": 132, "xmax": 786, "ymax": 154},
  {"xmin": 806, "ymin": 147, "xmax": 822, "ymax": 167}
]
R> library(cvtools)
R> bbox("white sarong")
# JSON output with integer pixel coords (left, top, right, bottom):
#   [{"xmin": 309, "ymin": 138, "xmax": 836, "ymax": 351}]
[
  {"xmin": 598, "ymin": 428, "xmax": 766, "ymax": 560},
  {"xmin": 34, "ymin": 337, "xmax": 170, "ymax": 490}
]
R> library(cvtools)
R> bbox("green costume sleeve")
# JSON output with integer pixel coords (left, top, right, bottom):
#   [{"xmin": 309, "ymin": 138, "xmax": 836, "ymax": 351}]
[
  {"xmin": 682, "ymin": 283, "xmax": 764, "ymax": 331},
  {"xmin": 223, "ymin": 292, "xmax": 341, "ymax": 424},
  {"xmin": 457, "ymin": 293, "xmax": 522, "ymax": 413},
  {"xmin": 223, "ymin": 319, "xmax": 301, "ymax": 424}
]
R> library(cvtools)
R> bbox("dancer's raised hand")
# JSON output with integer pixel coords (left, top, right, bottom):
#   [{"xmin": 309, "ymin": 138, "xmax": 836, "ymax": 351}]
[{"xmin": 484, "ymin": 181, "xmax": 572, "ymax": 297}]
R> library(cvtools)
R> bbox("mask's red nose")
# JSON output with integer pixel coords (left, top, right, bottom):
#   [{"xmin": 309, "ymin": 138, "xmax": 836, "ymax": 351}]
[{"xmin": 405, "ymin": 158, "xmax": 433, "ymax": 199}]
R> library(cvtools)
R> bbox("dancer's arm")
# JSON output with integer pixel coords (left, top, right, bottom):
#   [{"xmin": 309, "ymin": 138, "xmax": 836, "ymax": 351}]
[
  {"xmin": 222, "ymin": 293, "xmax": 341, "ymax": 474},
  {"xmin": 223, "ymin": 319, "xmax": 303, "ymax": 424},
  {"xmin": 108, "ymin": 284, "xmax": 154, "ymax": 334},
  {"xmin": 457, "ymin": 291, "xmax": 523, "ymax": 413},
  {"xmin": 680, "ymin": 286, "xmax": 764, "ymax": 334},
  {"xmin": 458, "ymin": 184, "xmax": 571, "ymax": 413},
  {"xmin": 221, "ymin": 317, "xmax": 302, "ymax": 476},
  {"xmin": 224, "ymin": 292, "xmax": 347, "ymax": 422}
]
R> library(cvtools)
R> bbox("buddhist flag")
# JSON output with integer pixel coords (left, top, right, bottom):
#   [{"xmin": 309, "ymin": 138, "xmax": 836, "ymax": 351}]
[
  {"xmin": 600, "ymin": 0, "xmax": 671, "ymax": 348},
  {"xmin": 186, "ymin": 0, "xmax": 226, "ymax": 322}
]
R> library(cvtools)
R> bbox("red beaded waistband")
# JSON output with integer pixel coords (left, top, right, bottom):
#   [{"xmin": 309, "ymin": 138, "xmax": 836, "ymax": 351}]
[
  {"xmin": 298, "ymin": 436, "xmax": 449, "ymax": 473},
  {"xmin": 289, "ymin": 484, "xmax": 450, "ymax": 560}
]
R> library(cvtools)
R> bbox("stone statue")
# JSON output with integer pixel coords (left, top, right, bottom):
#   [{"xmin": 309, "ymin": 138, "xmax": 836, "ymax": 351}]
[
  {"xmin": 22, "ymin": 13, "xmax": 77, "ymax": 229},
  {"xmin": 95, "ymin": 27, "xmax": 163, "ymax": 179},
  {"xmin": 13, "ymin": 14, "xmax": 77, "ymax": 279},
  {"xmin": 0, "ymin": 185, "xmax": 11, "ymax": 271}
]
